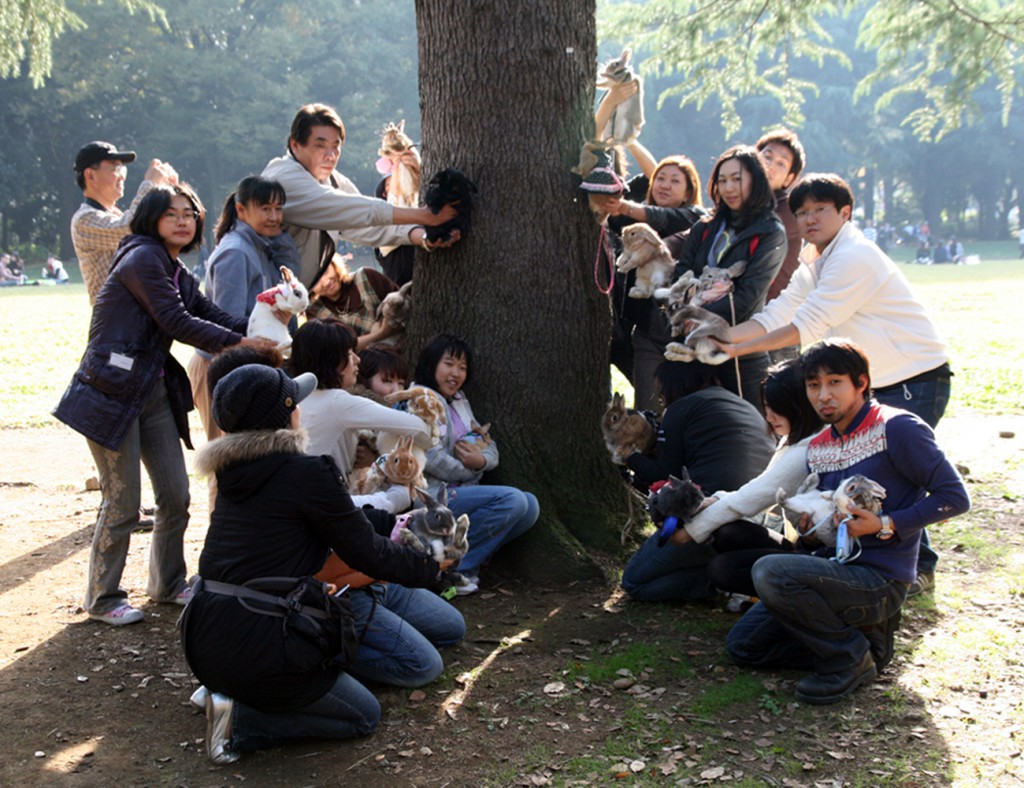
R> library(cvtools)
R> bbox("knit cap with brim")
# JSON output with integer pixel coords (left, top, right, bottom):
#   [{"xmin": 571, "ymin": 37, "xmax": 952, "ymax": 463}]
[
  {"xmin": 212, "ymin": 364, "xmax": 317, "ymax": 433},
  {"xmin": 578, "ymin": 147, "xmax": 625, "ymax": 194}
]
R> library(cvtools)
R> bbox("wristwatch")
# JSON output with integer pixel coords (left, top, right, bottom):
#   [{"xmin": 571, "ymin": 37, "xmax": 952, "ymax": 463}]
[{"xmin": 878, "ymin": 515, "xmax": 895, "ymax": 540}]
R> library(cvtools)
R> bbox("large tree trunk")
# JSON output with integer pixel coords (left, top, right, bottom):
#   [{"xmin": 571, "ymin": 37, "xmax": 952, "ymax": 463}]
[{"xmin": 412, "ymin": 0, "xmax": 630, "ymax": 580}]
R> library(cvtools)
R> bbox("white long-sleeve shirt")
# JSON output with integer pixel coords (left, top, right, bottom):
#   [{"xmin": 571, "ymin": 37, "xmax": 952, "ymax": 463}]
[
  {"xmin": 752, "ymin": 221, "xmax": 948, "ymax": 388},
  {"xmin": 684, "ymin": 436, "xmax": 810, "ymax": 543},
  {"xmin": 300, "ymin": 388, "xmax": 430, "ymax": 512}
]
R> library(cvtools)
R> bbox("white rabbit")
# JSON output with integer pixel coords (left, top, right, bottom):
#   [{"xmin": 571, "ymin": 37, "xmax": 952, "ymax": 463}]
[{"xmin": 247, "ymin": 266, "xmax": 309, "ymax": 349}]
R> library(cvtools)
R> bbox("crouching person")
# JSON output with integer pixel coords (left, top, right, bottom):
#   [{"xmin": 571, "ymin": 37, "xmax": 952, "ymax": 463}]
[
  {"xmin": 725, "ymin": 339, "xmax": 969, "ymax": 704},
  {"xmin": 181, "ymin": 364, "xmax": 458, "ymax": 764}
]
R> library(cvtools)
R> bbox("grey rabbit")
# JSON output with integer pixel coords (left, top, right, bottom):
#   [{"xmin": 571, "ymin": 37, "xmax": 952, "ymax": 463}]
[
  {"xmin": 663, "ymin": 305, "xmax": 733, "ymax": 365},
  {"xmin": 397, "ymin": 485, "xmax": 470, "ymax": 564},
  {"xmin": 597, "ymin": 48, "xmax": 644, "ymax": 145}
]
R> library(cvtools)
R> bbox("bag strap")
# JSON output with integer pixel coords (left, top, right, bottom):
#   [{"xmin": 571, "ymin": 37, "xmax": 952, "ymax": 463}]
[{"xmin": 200, "ymin": 577, "xmax": 333, "ymax": 621}]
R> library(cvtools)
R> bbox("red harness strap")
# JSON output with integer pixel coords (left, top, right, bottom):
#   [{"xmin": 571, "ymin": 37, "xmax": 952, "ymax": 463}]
[{"xmin": 593, "ymin": 222, "xmax": 615, "ymax": 295}]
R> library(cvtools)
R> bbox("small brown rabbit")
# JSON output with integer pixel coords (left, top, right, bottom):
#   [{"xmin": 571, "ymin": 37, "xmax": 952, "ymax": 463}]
[
  {"xmin": 459, "ymin": 420, "xmax": 492, "ymax": 448},
  {"xmin": 601, "ymin": 392, "xmax": 656, "ymax": 465},
  {"xmin": 386, "ymin": 386, "xmax": 447, "ymax": 443},
  {"xmin": 616, "ymin": 223, "xmax": 675, "ymax": 298},
  {"xmin": 353, "ymin": 435, "xmax": 425, "ymax": 497},
  {"xmin": 370, "ymin": 280, "xmax": 413, "ymax": 349}
]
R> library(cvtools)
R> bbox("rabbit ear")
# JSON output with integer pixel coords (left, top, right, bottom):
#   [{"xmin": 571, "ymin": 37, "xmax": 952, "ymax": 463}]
[
  {"xmin": 386, "ymin": 388, "xmax": 415, "ymax": 404},
  {"xmin": 797, "ymin": 472, "xmax": 819, "ymax": 495},
  {"xmin": 414, "ymin": 487, "xmax": 436, "ymax": 507},
  {"xmin": 435, "ymin": 482, "xmax": 448, "ymax": 507}
]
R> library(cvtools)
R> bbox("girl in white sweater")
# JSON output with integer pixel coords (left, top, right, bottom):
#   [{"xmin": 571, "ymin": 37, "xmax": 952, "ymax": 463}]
[{"xmin": 290, "ymin": 318, "xmax": 430, "ymax": 513}]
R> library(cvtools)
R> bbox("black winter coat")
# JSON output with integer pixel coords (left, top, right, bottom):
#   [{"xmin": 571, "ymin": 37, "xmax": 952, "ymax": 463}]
[
  {"xmin": 182, "ymin": 429, "xmax": 441, "ymax": 712},
  {"xmin": 626, "ymin": 387, "xmax": 774, "ymax": 492},
  {"xmin": 665, "ymin": 209, "xmax": 786, "ymax": 408},
  {"xmin": 668, "ymin": 208, "xmax": 786, "ymax": 324},
  {"xmin": 53, "ymin": 234, "xmax": 246, "ymax": 450}
]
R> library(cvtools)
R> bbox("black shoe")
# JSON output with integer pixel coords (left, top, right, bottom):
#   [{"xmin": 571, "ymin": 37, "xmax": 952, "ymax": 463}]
[
  {"xmin": 794, "ymin": 651, "xmax": 877, "ymax": 705},
  {"xmin": 134, "ymin": 517, "xmax": 155, "ymax": 532},
  {"xmin": 861, "ymin": 608, "xmax": 902, "ymax": 672},
  {"xmin": 907, "ymin": 572, "xmax": 934, "ymax": 597}
]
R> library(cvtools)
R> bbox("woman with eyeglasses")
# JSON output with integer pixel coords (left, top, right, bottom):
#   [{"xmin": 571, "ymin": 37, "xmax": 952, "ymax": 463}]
[
  {"xmin": 664, "ymin": 145, "xmax": 786, "ymax": 412},
  {"xmin": 54, "ymin": 184, "xmax": 278, "ymax": 628}
]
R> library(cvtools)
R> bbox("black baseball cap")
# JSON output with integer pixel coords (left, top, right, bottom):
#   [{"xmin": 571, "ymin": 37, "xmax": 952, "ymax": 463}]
[{"xmin": 74, "ymin": 141, "xmax": 137, "ymax": 173}]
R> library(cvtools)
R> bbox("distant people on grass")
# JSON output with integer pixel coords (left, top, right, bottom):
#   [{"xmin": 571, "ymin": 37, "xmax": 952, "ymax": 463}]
[
  {"xmin": 0, "ymin": 252, "xmax": 26, "ymax": 285},
  {"xmin": 44, "ymin": 256, "xmax": 69, "ymax": 283}
]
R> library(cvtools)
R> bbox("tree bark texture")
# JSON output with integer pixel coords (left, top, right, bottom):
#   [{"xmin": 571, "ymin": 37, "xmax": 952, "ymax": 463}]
[{"xmin": 413, "ymin": 0, "xmax": 631, "ymax": 579}]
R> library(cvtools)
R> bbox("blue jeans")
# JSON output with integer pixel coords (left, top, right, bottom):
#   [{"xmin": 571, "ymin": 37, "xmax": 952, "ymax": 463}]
[
  {"xmin": 231, "ymin": 671, "xmax": 381, "ymax": 752},
  {"xmin": 872, "ymin": 374, "xmax": 951, "ymax": 430},
  {"xmin": 85, "ymin": 381, "xmax": 190, "ymax": 613},
  {"xmin": 446, "ymin": 485, "xmax": 539, "ymax": 575},
  {"xmin": 620, "ymin": 531, "xmax": 717, "ymax": 603},
  {"xmin": 347, "ymin": 582, "xmax": 465, "ymax": 687},
  {"xmin": 726, "ymin": 553, "xmax": 907, "ymax": 675},
  {"xmin": 873, "ymin": 374, "xmax": 951, "ymax": 575}
]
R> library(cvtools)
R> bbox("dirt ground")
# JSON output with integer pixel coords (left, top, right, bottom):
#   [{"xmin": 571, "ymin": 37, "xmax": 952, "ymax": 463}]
[{"xmin": 1, "ymin": 415, "xmax": 1022, "ymax": 787}]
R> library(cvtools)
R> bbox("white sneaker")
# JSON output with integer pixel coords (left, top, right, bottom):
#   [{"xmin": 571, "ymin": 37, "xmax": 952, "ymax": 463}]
[
  {"xmin": 173, "ymin": 586, "xmax": 193, "ymax": 606},
  {"xmin": 726, "ymin": 593, "xmax": 756, "ymax": 613},
  {"xmin": 88, "ymin": 604, "xmax": 144, "ymax": 626},
  {"xmin": 189, "ymin": 685, "xmax": 209, "ymax": 711},
  {"xmin": 205, "ymin": 692, "xmax": 239, "ymax": 765}
]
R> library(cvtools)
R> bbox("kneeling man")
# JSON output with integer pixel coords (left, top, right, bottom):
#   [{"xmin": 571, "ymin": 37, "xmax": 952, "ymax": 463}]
[{"xmin": 725, "ymin": 339, "xmax": 969, "ymax": 704}]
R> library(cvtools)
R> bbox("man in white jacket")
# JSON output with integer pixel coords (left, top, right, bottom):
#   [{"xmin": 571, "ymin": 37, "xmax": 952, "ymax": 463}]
[
  {"xmin": 711, "ymin": 173, "xmax": 951, "ymax": 595},
  {"xmin": 262, "ymin": 103, "xmax": 456, "ymax": 287},
  {"xmin": 712, "ymin": 173, "xmax": 950, "ymax": 428}
]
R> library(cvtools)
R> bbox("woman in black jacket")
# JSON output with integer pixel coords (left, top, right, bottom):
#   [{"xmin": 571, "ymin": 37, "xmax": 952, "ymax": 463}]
[
  {"xmin": 182, "ymin": 364, "xmax": 452, "ymax": 764},
  {"xmin": 587, "ymin": 141, "xmax": 709, "ymax": 411},
  {"xmin": 666, "ymin": 145, "xmax": 786, "ymax": 411},
  {"xmin": 53, "ymin": 185, "xmax": 274, "ymax": 627}
]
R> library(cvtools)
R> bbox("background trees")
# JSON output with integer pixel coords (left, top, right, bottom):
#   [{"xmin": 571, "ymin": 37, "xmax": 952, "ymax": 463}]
[{"xmin": 2, "ymin": 0, "xmax": 1021, "ymax": 259}]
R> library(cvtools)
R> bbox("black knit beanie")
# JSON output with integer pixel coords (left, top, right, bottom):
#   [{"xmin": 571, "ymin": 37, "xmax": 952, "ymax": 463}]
[{"xmin": 212, "ymin": 364, "xmax": 317, "ymax": 433}]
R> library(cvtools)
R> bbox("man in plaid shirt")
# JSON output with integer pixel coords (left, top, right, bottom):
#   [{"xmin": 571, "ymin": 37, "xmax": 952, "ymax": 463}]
[{"xmin": 71, "ymin": 141, "xmax": 178, "ymax": 303}]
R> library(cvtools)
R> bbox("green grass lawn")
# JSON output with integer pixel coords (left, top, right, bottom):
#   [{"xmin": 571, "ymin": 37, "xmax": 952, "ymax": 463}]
[{"xmin": 2, "ymin": 252, "xmax": 1022, "ymax": 428}]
